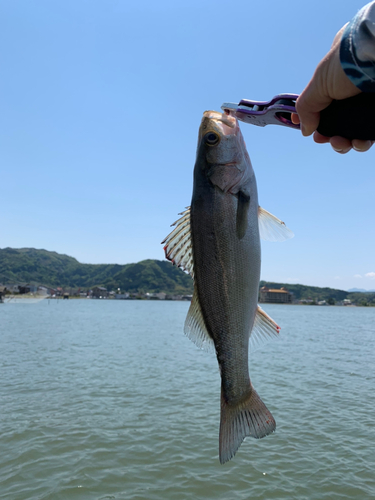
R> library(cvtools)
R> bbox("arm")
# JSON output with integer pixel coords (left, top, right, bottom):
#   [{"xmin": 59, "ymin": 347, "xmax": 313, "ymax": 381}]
[{"xmin": 292, "ymin": 2, "xmax": 375, "ymax": 153}]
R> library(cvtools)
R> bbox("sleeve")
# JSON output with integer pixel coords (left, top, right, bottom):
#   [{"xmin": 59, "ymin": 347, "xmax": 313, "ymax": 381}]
[{"xmin": 340, "ymin": 2, "xmax": 375, "ymax": 92}]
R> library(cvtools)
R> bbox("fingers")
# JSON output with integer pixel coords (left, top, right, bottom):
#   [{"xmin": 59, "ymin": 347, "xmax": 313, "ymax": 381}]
[
  {"xmin": 312, "ymin": 131, "xmax": 330, "ymax": 144},
  {"xmin": 329, "ymin": 135, "xmax": 353, "ymax": 154},
  {"xmin": 352, "ymin": 139, "xmax": 374, "ymax": 152},
  {"xmin": 312, "ymin": 132, "xmax": 374, "ymax": 154},
  {"xmin": 313, "ymin": 132, "xmax": 352, "ymax": 154},
  {"xmin": 291, "ymin": 112, "xmax": 300, "ymax": 125}
]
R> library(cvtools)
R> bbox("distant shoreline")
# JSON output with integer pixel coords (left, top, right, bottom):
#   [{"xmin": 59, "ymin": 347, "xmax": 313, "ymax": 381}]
[{"xmin": 3, "ymin": 295, "xmax": 374, "ymax": 307}]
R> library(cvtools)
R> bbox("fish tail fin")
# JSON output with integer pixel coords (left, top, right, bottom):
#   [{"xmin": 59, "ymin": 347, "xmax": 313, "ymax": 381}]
[{"xmin": 219, "ymin": 387, "xmax": 276, "ymax": 464}]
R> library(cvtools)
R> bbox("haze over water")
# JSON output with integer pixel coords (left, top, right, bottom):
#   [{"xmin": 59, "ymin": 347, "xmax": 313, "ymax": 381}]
[{"xmin": 1, "ymin": 300, "xmax": 374, "ymax": 500}]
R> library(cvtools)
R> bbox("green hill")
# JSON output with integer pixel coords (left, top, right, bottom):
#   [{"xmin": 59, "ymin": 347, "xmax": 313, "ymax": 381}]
[
  {"xmin": 259, "ymin": 281, "xmax": 348, "ymax": 302},
  {"xmin": 0, "ymin": 248, "xmax": 193, "ymax": 294},
  {"xmin": 1, "ymin": 247, "xmax": 374, "ymax": 305},
  {"xmin": 259, "ymin": 281, "xmax": 375, "ymax": 306}
]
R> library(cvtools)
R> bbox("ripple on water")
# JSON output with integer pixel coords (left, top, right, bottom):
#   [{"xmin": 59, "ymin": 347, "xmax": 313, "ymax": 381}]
[{"xmin": 0, "ymin": 301, "xmax": 374, "ymax": 499}]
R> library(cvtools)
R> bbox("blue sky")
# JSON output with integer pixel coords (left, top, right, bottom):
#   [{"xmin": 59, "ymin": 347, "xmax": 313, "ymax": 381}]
[{"xmin": 1, "ymin": 0, "xmax": 374, "ymax": 290}]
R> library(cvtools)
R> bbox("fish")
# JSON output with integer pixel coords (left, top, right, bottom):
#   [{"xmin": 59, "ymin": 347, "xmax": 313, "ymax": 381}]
[{"xmin": 162, "ymin": 110, "xmax": 293, "ymax": 463}]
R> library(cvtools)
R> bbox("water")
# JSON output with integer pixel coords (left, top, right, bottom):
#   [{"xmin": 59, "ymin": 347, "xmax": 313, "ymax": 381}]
[{"xmin": 1, "ymin": 300, "xmax": 374, "ymax": 500}]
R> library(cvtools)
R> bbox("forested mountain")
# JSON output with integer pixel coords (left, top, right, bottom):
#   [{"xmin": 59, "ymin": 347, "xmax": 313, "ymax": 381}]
[
  {"xmin": 1, "ymin": 248, "xmax": 374, "ymax": 304},
  {"xmin": 0, "ymin": 248, "xmax": 193, "ymax": 294},
  {"xmin": 259, "ymin": 281, "xmax": 348, "ymax": 302},
  {"xmin": 259, "ymin": 281, "xmax": 375, "ymax": 306}
]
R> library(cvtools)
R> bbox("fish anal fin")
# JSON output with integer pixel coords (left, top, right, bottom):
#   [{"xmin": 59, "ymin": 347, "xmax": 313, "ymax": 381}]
[
  {"xmin": 161, "ymin": 207, "xmax": 194, "ymax": 278},
  {"xmin": 249, "ymin": 305, "xmax": 280, "ymax": 352},
  {"xmin": 184, "ymin": 287, "xmax": 214, "ymax": 352},
  {"xmin": 219, "ymin": 387, "xmax": 276, "ymax": 464},
  {"xmin": 258, "ymin": 206, "xmax": 294, "ymax": 241}
]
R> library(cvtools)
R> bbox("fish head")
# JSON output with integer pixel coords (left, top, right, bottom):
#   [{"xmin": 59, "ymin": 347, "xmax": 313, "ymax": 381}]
[{"xmin": 195, "ymin": 111, "xmax": 253, "ymax": 194}]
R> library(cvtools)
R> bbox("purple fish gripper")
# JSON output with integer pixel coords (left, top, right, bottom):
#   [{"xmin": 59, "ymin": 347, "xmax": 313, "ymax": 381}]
[{"xmin": 223, "ymin": 94, "xmax": 301, "ymax": 129}]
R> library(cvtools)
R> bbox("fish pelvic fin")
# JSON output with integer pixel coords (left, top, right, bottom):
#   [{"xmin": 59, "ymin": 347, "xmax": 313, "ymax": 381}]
[
  {"xmin": 258, "ymin": 206, "xmax": 294, "ymax": 241},
  {"xmin": 184, "ymin": 286, "xmax": 215, "ymax": 353},
  {"xmin": 219, "ymin": 387, "xmax": 276, "ymax": 464}
]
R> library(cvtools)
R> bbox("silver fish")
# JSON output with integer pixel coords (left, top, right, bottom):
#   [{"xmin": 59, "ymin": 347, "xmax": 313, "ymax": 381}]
[{"xmin": 162, "ymin": 110, "xmax": 293, "ymax": 463}]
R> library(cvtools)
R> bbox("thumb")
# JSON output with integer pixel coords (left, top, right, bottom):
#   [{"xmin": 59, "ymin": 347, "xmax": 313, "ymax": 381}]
[
  {"xmin": 295, "ymin": 25, "xmax": 353, "ymax": 137},
  {"xmin": 295, "ymin": 89, "xmax": 333, "ymax": 136}
]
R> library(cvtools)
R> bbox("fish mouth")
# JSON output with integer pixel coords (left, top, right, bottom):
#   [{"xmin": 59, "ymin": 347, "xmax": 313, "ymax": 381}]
[
  {"xmin": 200, "ymin": 110, "xmax": 238, "ymax": 138},
  {"xmin": 203, "ymin": 110, "xmax": 236, "ymax": 128}
]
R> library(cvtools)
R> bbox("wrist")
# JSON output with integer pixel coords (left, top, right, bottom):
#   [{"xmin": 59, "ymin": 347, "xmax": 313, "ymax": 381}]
[{"xmin": 340, "ymin": 3, "xmax": 375, "ymax": 92}]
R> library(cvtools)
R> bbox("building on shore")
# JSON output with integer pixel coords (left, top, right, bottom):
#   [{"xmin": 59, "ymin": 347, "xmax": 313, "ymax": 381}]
[
  {"xmin": 18, "ymin": 283, "xmax": 38, "ymax": 294},
  {"xmin": 259, "ymin": 286, "xmax": 292, "ymax": 304},
  {"xmin": 91, "ymin": 286, "xmax": 108, "ymax": 299}
]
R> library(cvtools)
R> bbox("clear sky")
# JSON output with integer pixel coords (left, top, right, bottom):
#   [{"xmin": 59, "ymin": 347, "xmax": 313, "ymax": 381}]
[{"xmin": 1, "ymin": 0, "xmax": 374, "ymax": 291}]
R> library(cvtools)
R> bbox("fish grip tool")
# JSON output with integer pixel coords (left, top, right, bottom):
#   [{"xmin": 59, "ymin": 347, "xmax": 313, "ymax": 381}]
[
  {"xmin": 221, "ymin": 92, "xmax": 375, "ymax": 140},
  {"xmin": 222, "ymin": 94, "xmax": 300, "ymax": 129}
]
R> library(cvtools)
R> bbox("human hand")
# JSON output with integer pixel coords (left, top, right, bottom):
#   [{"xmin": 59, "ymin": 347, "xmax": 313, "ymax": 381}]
[{"xmin": 291, "ymin": 26, "xmax": 374, "ymax": 154}]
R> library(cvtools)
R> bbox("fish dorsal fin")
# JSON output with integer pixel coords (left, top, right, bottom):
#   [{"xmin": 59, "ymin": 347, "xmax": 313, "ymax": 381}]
[
  {"xmin": 161, "ymin": 207, "xmax": 194, "ymax": 278},
  {"xmin": 249, "ymin": 305, "xmax": 280, "ymax": 352},
  {"xmin": 258, "ymin": 206, "xmax": 294, "ymax": 241},
  {"xmin": 184, "ymin": 287, "xmax": 215, "ymax": 353}
]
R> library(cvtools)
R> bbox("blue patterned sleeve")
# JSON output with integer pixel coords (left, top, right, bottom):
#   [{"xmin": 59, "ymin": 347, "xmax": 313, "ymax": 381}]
[{"xmin": 340, "ymin": 2, "xmax": 375, "ymax": 91}]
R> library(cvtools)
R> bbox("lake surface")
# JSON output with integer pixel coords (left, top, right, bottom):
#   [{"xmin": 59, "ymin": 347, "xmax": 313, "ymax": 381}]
[{"xmin": 1, "ymin": 300, "xmax": 374, "ymax": 500}]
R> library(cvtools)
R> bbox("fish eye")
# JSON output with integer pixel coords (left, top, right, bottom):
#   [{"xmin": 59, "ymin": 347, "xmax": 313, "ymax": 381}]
[{"xmin": 204, "ymin": 132, "xmax": 220, "ymax": 146}]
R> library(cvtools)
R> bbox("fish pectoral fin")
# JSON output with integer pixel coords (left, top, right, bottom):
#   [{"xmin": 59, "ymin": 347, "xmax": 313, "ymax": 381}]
[
  {"xmin": 249, "ymin": 305, "xmax": 280, "ymax": 352},
  {"xmin": 236, "ymin": 190, "xmax": 250, "ymax": 240},
  {"xmin": 258, "ymin": 206, "xmax": 294, "ymax": 241},
  {"xmin": 184, "ymin": 287, "xmax": 215, "ymax": 352},
  {"xmin": 161, "ymin": 207, "xmax": 194, "ymax": 278},
  {"xmin": 219, "ymin": 386, "xmax": 276, "ymax": 464}
]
